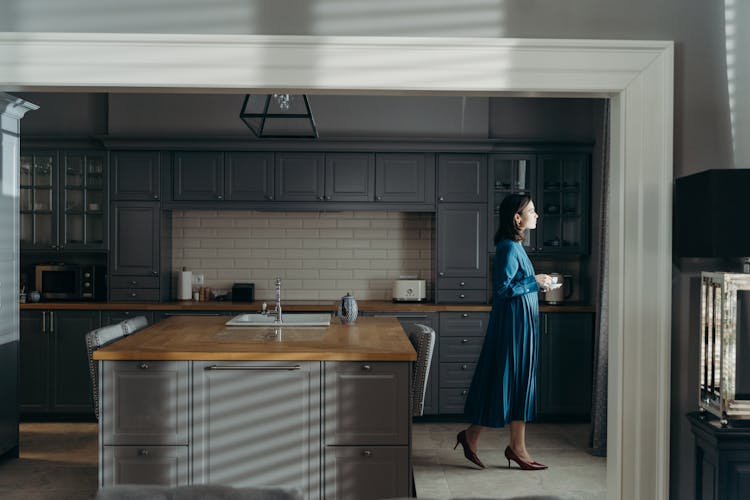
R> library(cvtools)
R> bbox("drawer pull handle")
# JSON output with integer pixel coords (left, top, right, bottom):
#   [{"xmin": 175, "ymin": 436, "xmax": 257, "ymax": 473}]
[
  {"xmin": 131, "ymin": 292, "xmax": 137, "ymax": 297},
  {"xmin": 362, "ymin": 364, "xmax": 371, "ymax": 371},
  {"xmin": 461, "ymin": 364, "xmax": 469, "ymax": 370},
  {"xmin": 139, "ymin": 362, "xmax": 149, "ymax": 369},
  {"xmin": 130, "ymin": 280, "xmax": 137, "ymax": 285},
  {"xmin": 462, "ymin": 313, "xmax": 469, "ymax": 318},
  {"xmin": 139, "ymin": 449, "xmax": 149, "ymax": 456},
  {"xmin": 461, "ymin": 390, "xmax": 468, "ymax": 395},
  {"xmin": 461, "ymin": 339, "xmax": 470, "ymax": 344},
  {"xmin": 459, "ymin": 281, "xmax": 465, "ymax": 287},
  {"xmin": 459, "ymin": 293, "xmax": 465, "ymax": 299},
  {"xmin": 206, "ymin": 365, "xmax": 301, "ymax": 371},
  {"xmin": 362, "ymin": 450, "xmax": 372, "ymax": 457}
]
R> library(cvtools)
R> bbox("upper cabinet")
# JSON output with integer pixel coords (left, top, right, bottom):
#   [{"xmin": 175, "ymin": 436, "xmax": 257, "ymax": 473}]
[
  {"xmin": 437, "ymin": 154, "xmax": 487, "ymax": 203},
  {"xmin": 20, "ymin": 149, "xmax": 107, "ymax": 251},
  {"xmin": 168, "ymin": 150, "xmax": 435, "ymax": 209},
  {"xmin": 110, "ymin": 151, "xmax": 162, "ymax": 201},
  {"xmin": 489, "ymin": 150, "xmax": 590, "ymax": 255}
]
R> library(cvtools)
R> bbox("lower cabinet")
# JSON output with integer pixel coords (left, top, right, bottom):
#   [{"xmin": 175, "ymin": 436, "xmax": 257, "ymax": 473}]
[
  {"xmin": 192, "ymin": 361, "xmax": 322, "ymax": 499},
  {"xmin": 323, "ymin": 362, "xmax": 410, "ymax": 500},
  {"xmin": 20, "ymin": 309, "xmax": 100, "ymax": 417},
  {"xmin": 536, "ymin": 312, "xmax": 594, "ymax": 420},
  {"xmin": 100, "ymin": 360, "xmax": 190, "ymax": 487},
  {"xmin": 99, "ymin": 359, "xmax": 412, "ymax": 499}
]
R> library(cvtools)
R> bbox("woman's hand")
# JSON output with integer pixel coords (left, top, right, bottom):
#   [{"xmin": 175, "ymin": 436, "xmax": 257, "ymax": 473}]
[{"xmin": 535, "ymin": 274, "xmax": 553, "ymax": 290}]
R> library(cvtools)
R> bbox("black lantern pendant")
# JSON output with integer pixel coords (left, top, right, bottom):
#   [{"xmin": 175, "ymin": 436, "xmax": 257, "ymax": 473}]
[{"xmin": 239, "ymin": 94, "xmax": 318, "ymax": 139}]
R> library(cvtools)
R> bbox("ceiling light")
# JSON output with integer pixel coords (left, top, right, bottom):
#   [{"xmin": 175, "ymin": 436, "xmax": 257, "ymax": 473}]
[{"xmin": 239, "ymin": 94, "xmax": 318, "ymax": 139}]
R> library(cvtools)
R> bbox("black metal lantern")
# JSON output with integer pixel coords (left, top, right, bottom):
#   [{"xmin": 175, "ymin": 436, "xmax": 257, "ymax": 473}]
[{"xmin": 239, "ymin": 94, "xmax": 318, "ymax": 139}]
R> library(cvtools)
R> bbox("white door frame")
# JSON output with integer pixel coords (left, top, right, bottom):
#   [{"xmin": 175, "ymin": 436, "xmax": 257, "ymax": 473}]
[{"xmin": 0, "ymin": 33, "xmax": 674, "ymax": 500}]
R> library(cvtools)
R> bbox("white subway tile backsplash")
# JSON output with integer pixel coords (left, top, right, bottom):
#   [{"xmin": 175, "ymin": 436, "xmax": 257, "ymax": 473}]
[{"xmin": 173, "ymin": 211, "xmax": 432, "ymax": 300}]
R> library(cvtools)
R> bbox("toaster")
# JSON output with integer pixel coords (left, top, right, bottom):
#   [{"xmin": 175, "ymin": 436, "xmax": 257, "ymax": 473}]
[{"xmin": 392, "ymin": 279, "xmax": 426, "ymax": 302}]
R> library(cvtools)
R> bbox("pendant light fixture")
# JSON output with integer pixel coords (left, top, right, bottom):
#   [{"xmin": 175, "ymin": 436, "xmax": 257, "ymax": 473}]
[{"xmin": 239, "ymin": 93, "xmax": 318, "ymax": 139}]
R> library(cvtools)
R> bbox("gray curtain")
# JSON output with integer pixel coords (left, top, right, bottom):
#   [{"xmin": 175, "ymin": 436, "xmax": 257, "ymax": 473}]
[{"xmin": 589, "ymin": 100, "xmax": 610, "ymax": 457}]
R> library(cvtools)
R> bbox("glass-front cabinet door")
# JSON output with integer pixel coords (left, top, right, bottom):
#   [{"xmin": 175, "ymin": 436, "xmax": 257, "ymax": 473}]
[
  {"xmin": 537, "ymin": 153, "xmax": 589, "ymax": 254},
  {"xmin": 20, "ymin": 149, "xmax": 107, "ymax": 251},
  {"xmin": 61, "ymin": 151, "xmax": 107, "ymax": 249},
  {"xmin": 20, "ymin": 151, "xmax": 58, "ymax": 250},
  {"xmin": 488, "ymin": 154, "xmax": 537, "ymax": 252}
]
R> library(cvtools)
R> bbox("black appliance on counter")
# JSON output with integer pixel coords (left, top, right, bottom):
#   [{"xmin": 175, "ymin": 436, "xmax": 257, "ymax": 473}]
[
  {"xmin": 232, "ymin": 283, "xmax": 255, "ymax": 302},
  {"xmin": 35, "ymin": 263, "xmax": 106, "ymax": 301}
]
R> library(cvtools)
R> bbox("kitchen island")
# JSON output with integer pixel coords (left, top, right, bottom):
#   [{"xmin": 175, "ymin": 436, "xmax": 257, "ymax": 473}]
[{"xmin": 93, "ymin": 315, "xmax": 416, "ymax": 500}]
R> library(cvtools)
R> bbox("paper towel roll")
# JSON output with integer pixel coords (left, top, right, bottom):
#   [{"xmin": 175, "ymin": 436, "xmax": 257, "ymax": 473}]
[{"xmin": 177, "ymin": 270, "xmax": 192, "ymax": 300}]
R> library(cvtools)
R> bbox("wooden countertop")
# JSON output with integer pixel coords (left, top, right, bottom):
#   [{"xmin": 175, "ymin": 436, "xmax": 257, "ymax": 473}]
[
  {"xmin": 22, "ymin": 299, "xmax": 596, "ymax": 313},
  {"xmin": 93, "ymin": 315, "xmax": 417, "ymax": 362}
]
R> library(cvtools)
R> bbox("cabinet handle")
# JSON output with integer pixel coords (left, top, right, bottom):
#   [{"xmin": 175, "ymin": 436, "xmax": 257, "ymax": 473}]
[
  {"xmin": 461, "ymin": 339, "xmax": 469, "ymax": 344},
  {"xmin": 152, "ymin": 272, "xmax": 159, "ymax": 276},
  {"xmin": 376, "ymin": 196, "xmax": 382, "ymax": 201},
  {"xmin": 49, "ymin": 312, "xmax": 54, "ymax": 333},
  {"xmin": 130, "ymin": 280, "xmax": 137, "ymax": 285},
  {"xmin": 205, "ymin": 365, "xmax": 302, "ymax": 371},
  {"xmin": 42, "ymin": 311, "xmax": 46, "ymax": 333},
  {"xmin": 131, "ymin": 292, "xmax": 137, "ymax": 297},
  {"xmin": 138, "ymin": 449, "xmax": 149, "ymax": 456},
  {"xmin": 139, "ymin": 362, "xmax": 150, "ymax": 369},
  {"xmin": 317, "ymin": 196, "xmax": 324, "ymax": 201},
  {"xmin": 153, "ymin": 195, "xmax": 159, "ymax": 200},
  {"xmin": 361, "ymin": 364, "xmax": 371, "ymax": 371},
  {"xmin": 461, "ymin": 364, "xmax": 468, "ymax": 370},
  {"xmin": 439, "ymin": 272, "xmax": 445, "ymax": 277},
  {"xmin": 325, "ymin": 196, "xmax": 331, "ymax": 200},
  {"xmin": 459, "ymin": 281, "xmax": 465, "ymax": 287},
  {"xmin": 217, "ymin": 195, "xmax": 223, "ymax": 200},
  {"xmin": 544, "ymin": 315, "xmax": 548, "ymax": 335},
  {"xmin": 265, "ymin": 195, "xmax": 274, "ymax": 200},
  {"xmin": 461, "ymin": 313, "xmax": 469, "ymax": 318},
  {"xmin": 362, "ymin": 450, "xmax": 372, "ymax": 457},
  {"xmin": 461, "ymin": 390, "xmax": 468, "ymax": 395},
  {"xmin": 459, "ymin": 293, "xmax": 465, "ymax": 299},
  {"xmin": 438, "ymin": 196, "xmax": 444, "ymax": 201}
]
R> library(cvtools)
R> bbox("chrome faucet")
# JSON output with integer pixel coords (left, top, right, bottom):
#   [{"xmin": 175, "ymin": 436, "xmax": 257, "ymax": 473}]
[{"xmin": 273, "ymin": 277, "xmax": 283, "ymax": 324}]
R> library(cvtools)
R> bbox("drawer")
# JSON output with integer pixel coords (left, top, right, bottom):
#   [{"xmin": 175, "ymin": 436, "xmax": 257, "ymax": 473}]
[
  {"xmin": 439, "ymin": 362, "xmax": 476, "ymax": 387},
  {"xmin": 439, "ymin": 312, "xmax": 489, "ymax": 336},
  {"xmin": 435, "ymin": 289, "xmax": 487, "ymax": 304},
  {"xmin": 110, "ymin": 288, "xmax": 160, "ymax": 302},
  {"xmin": 439, "ymin": 337, "xmax": 483, "ymax": 363},
  {"xmin": 439, "ymin": 387, "xmax": 470, "ymax": 414},
  {"xmin": 437, "ymin": 277, "xmax": 487, "ymax": 290},
  {"xmin": 110, "ymin": 276, "xmax": 160, "ymax": 289},
  {"xmin": 102, "ymin": 445, "xmax": 189, "ymax": 487}
]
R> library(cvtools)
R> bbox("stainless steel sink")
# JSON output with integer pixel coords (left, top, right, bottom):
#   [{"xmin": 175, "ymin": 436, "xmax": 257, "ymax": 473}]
[{"xmin": 225, "ymin": 313, "xmax": 332, "ymax": 327}]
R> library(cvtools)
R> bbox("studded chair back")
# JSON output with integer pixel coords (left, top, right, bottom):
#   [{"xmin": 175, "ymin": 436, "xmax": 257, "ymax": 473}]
[
  {"xmin": 406, "ymin": 323, "xmax": 436, "ymax": 417},
  {"xmin": 85, "ymin": 316, "xmax": 148, "ymax": 420}
]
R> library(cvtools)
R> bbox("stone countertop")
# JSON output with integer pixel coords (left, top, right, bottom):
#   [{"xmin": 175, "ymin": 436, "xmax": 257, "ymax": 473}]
[
  {"xmin": 92, "ymin": 315, "xmax": 416, "ymax": 362},
  {"xmin": 21, "ymin": 299, "xmax": 596, "ymax": 313}
]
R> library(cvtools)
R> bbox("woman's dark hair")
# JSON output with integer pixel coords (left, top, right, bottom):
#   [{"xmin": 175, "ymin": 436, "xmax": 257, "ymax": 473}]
[{"xmin": 494, "ymin": 194, "xmax": 532, "ymax": 244}]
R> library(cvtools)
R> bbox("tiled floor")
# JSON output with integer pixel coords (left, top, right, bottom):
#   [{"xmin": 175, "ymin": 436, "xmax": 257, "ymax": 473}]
[
  {"xmin": 0, "ymin": 421, "xmax": 605, "ymax": 499},
  {"xmin": 412, "ymin": 421, "xmax": 606, "ymax": 499}
]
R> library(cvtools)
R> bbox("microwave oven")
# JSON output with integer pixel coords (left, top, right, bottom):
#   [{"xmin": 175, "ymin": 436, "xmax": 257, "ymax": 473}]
[{"xmin": 35, "ymin": 264, "xmax": 106, "ymax": 301}]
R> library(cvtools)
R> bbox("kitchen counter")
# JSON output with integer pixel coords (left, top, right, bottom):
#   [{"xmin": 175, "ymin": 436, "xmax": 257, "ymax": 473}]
[
  {"xmin": 22, "ymin": 299, "xmax": 596, "ymax": 313},
  {"xmin": 93, "ymin": 315, "xmax": 417, "ymax": 361}
]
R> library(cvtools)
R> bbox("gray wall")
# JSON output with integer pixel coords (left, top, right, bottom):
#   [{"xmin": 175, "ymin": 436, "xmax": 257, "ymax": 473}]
[{"xmin": 4, "ymin": 2, "xmax": 750, "ymax": 499}]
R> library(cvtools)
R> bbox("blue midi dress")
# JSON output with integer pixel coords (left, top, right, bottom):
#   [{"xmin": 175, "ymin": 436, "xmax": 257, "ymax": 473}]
[{"xmin": 464, "ymin": 239, "xmax": 540, "ymax": 427}]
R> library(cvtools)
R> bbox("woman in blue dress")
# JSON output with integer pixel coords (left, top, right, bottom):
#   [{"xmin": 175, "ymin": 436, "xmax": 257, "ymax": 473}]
[{"xmin": 455, "ymin": 194, "xmax": 552, "ymax": 471}]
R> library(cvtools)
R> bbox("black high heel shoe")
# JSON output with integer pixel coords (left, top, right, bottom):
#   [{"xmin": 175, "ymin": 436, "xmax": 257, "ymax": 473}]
[
  {"xmin": 454, "ymin": 430, "xmax": 485, "ymax": 469},
  {"xmin": 504, "ymin": 446, "xmax": 548, "ymax": 470}
]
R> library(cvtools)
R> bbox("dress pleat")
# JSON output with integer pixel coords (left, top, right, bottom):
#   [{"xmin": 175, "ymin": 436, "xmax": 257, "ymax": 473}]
[{"xmin": 464, "ymin": 239, "xmax": 539, "ymax": 427}]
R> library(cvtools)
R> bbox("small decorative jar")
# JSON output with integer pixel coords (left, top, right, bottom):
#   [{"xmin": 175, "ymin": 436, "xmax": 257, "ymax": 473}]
[
  {"xmin": 337, "ymin": 293, "xmax": 358, "ymax": 324},
  {"xmin": 29, "ymin": 290, "xmax": 41, "ymax": 303}
]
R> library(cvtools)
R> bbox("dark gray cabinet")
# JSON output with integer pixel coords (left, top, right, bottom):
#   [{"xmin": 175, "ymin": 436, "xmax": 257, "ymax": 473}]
[
  {"xmin": 109, "ymin": 201, "xmax": 162, "ymax": 302},
  {"xmin": 323, "ymin": 361, "xmax": 410, "ymax": 500},
  {"xmin": 225, "ymin": 152, "xmax": 275, "ymax": 201},
  {"xmin": 275, "ymin": 152, "xmax": 326, "ymax": 201},
  {"xmin": 436, "ymin": 204, "xmax": 487, "ymax": 304},
  {"xmin": 537, "ymin": 312, "xmax": 594, "ymax": 420},
  {"xmin": 489, "ymin": 151, "xmax": 590, "ymax": 254},
  {"xmin": 437, "ymin": 154, "xmax": 487, "ymax": 203},
  {"xmin": 375, "ymin": 153, "xmax": 434, "ymax": 204},
  {"xmin": 436, "ymin": 312, "xmax": 489, "ymax": 414},
  {"xmin": 325, "ymin": 152, "xmax": 375, "ymax": 202},
  {"xmin": 20, "ymin": 309, "xmax": 100, "ymax": 417},
  {"xmin": 111, "ymin": 151, "xmax": 162, "ymax": 201},
  {"xmin": 172, "ymin": 152, "xmax": 224, "ymax": 201},
  {"xmin": 192, "ymin": 360, "xmax": 321, "ymax": 498},
  {"xmin": 100, "ymin": 360, "xmax": 190, "ymax": 487},
  {"xmin": 20, "ymin": 149, "xmax": 107, "ymax": 251}
]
